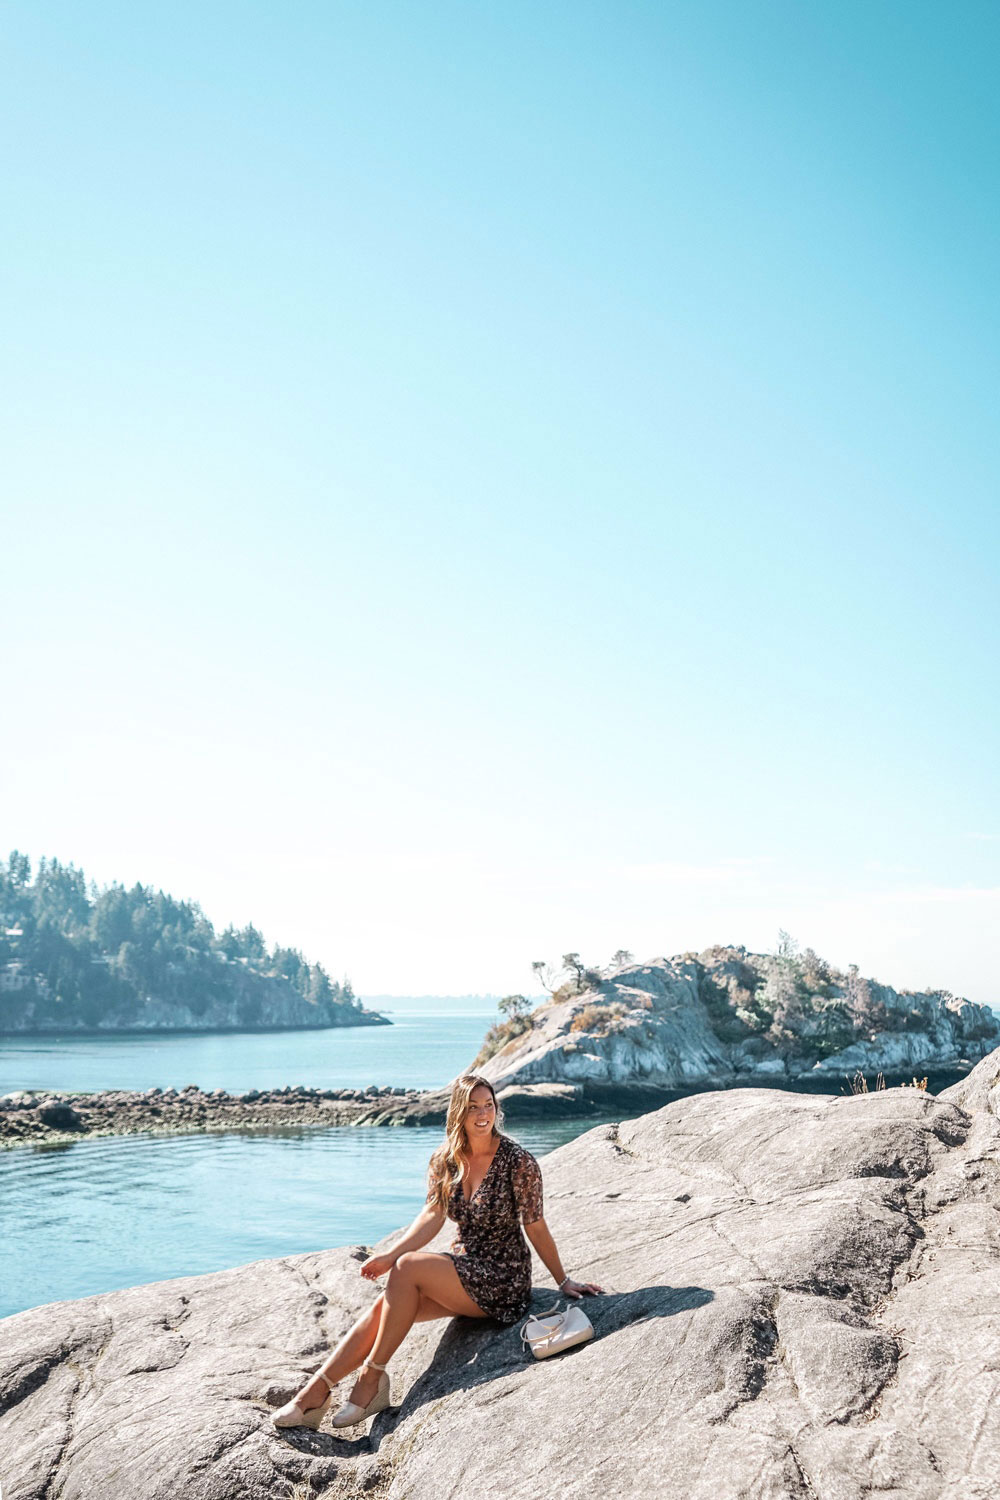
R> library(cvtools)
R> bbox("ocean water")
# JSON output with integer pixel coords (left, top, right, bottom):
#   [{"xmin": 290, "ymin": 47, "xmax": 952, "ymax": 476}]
[
  {"xmin": 0, "ymin": 995, "xmax": 498, "ymax": 1096},
  {"xmin": 0, "ymin": 1117, "xmax": 616, "ymax": 1322},
  {"xmin": 0, "ymin": 999, "xmax": 621, "ymax": 1320}
]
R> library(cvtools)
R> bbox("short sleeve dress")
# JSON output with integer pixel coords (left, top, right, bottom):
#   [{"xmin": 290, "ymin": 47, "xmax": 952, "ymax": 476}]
[{"xmin": 426, "ymin": 1132, "xmax": 544, "ymax": 1325}]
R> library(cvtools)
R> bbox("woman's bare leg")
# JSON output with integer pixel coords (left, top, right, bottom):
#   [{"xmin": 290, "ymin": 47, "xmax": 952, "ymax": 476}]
[
  {"xmin": 293, "ymin": 1298, "xmax": 382, "ymax": 1412},
  {"xmin": 292, "ymin": 1287, "xmax": 460, "ymax": 1412},
  {"xmin": 346, "ymin": 1254, "xmax": 485, "ymax": 1407}
]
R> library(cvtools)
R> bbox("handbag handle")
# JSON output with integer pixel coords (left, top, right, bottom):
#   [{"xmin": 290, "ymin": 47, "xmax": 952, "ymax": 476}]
[{"xmin": 519, "ymin": 1299, "xmax": 565, "ymax": 1351}]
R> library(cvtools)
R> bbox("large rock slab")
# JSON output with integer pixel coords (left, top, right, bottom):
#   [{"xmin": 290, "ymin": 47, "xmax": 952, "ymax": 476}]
[
  {"xmin": 3, "ymin": 1070, "xmax": 1000, "ymax": 1499},
  {"xmin": 940, "ymin": 1046, "xmax": 1000, "ymax": 1115}
]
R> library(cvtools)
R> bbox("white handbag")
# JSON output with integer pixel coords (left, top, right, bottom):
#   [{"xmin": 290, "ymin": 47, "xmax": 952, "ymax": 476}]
[{"xmin": 520, "ymin": 1299, "xmax": 595, "ymax": 1359}]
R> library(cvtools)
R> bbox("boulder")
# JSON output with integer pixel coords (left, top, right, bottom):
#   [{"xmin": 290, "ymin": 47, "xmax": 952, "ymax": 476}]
[
  {"xmin": 4, "ymin": 1062, "xmax": 1000, "ymax": 1498},
  {"xmin": 36, "ymin": 1102, "xmax": 83, "ymax": 1131},
  {"xmin": 940, "ymin": 1048, "xmax": 1000, "ymax": 1115}
]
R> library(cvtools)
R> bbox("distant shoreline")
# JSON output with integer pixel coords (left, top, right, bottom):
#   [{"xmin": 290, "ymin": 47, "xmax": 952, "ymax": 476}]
[{"xmin": 0, "ymin": 1016, "xmax": 391, "ymax": 1039}]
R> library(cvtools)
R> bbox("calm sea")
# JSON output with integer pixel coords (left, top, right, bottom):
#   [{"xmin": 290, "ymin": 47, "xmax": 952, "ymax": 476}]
[
  {"xmin": 0, "ymin": 995, "xmax": 500, "ymax": 1095},
  {"xmin": 0, "ymin": 999, "xmax": 619, "ymax": 1320}
]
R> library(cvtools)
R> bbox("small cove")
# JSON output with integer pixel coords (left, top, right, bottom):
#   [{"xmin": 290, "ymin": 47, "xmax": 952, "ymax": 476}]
[
  {"xmin": 0, "ymin": 1116, "xmax": 613, "ymax": 1321},
  {"xmin": 0, "ymin": 998, "xmax": 613, "ymax": 1319},
  {"xmin": 0, "ymin": 1000, "xmax": 974, "ymax": 1320}
]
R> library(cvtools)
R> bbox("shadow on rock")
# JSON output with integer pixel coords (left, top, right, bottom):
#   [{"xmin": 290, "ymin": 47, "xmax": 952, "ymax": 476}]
[
  {"xmin": 374, "ymin": 1282, "xmax": 714, "ymax": 1436},
  {"xmin": 267, "ymin": 1284, "xmax": 713, "ymax": 1458}
]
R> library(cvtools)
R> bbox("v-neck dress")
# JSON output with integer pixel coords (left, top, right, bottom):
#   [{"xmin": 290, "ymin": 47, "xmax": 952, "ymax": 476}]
[{"xmin": 426, "ymin": 1132, "xmax": 544, "ymax": 1324}]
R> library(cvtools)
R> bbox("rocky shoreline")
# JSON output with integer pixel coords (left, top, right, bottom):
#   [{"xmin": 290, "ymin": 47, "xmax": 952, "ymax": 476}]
[
  {"xmin": 0, "ymin": 1068, "xmax": 979, "ymax": 1148},
  {"xmin": 7, "ymin": 949, "xmax": 994, "ymax": 1151},
  {"xmin": 0, "ymin": 1079, "xmax": 597, "ymax": 1147},
  {"xmin": 0, "ymin": 1083, "xmax": 431, "ymax": 1146},
  {"xmin": 0, "ymin": 1016, "xmax": 391, "ymax": 1037}
]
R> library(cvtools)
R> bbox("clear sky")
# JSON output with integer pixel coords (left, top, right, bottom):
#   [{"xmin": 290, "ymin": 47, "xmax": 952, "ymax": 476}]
[{"xmin": 3, "ymin": 2, "xmax": 998, "ymax": 1001}]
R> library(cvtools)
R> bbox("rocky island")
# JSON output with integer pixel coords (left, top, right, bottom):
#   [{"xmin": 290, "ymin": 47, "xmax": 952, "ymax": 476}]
[
  {"xmin": 476, "ymin": 944, "xmax": 1000, "ymax": 1105},
  {"xmin": 3, "ymin": 1046, "xmax": 1000, "ymax": 1498}
]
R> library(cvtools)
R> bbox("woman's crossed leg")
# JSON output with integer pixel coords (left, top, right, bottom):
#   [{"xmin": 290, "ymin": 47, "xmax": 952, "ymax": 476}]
[{"xmin": 295, "ymin": 1252, "xmax": 483, "ymax": 1413}]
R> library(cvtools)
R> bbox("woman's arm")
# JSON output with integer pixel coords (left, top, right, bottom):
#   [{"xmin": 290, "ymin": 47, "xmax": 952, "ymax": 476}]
[
  {"xmin": 360, "ymin": 1204, "xmax": 446, "ymax": 1280},
  {"xmin": 523, "ymin": 1217, "xmax": 603, "ymax": 1298},
  {"xmin": 388, "ymin": 1203, "xmax": 446, "ymax": 1259}
]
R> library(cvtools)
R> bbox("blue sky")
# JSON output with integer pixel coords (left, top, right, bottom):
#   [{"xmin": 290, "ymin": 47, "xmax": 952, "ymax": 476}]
[{"xmin": 3, "ymin": 1, "xmax": 998, "ymax": 998}]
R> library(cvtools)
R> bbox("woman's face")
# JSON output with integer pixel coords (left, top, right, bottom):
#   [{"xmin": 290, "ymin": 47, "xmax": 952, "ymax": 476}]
[{"xmin": 464, "ymin": 1085, "xmax": 496, "ymax": 1141}]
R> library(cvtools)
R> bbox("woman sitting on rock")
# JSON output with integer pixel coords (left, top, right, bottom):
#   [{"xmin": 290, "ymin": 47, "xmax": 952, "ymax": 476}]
[{"xmin": 271, "ymin": 1071, "xmax": 602, "ymax": 1430}]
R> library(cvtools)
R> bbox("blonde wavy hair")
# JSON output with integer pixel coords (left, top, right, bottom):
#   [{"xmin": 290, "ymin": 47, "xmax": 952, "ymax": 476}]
[{"xmin": 426, "ymin": 1073, "xmax": 505, "ymax": 1217}]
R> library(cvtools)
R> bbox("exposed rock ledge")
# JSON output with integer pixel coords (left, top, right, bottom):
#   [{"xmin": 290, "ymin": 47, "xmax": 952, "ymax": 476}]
[
  {"xmin": 0, "ymin": 1081, "xmax": 590, "ymax": 1147},
  {"xmin": 478, "ymin": 949, "xmax": 999, "ymax": 1101},
  {"xmin": 3, "ymin": 1057, "xmax": 1000, "ymax": 1498}
]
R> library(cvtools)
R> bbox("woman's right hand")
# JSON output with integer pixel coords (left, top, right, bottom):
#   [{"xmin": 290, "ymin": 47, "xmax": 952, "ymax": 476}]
[{"xmin": 360, "ymin": 1252, "xmax": 396, "ymax": 1281}]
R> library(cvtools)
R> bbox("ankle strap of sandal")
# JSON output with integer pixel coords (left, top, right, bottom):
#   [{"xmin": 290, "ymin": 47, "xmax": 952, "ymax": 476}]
[{"xmin": 365, "ymin": 1359, "xmax": 389, "ymax": 1371}]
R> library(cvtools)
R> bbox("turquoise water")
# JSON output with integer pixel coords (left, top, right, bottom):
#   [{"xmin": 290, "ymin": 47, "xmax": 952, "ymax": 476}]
[
  {"xmin": 0, "ymin": 1000, "xmax": 620, "ymax": 1321},
  {"xmin": 0, "ymin": 1117, "xmax": 613, "ymax": 1321},
  {"xmin": 0, "ymin": 996, "xmax": 497, "ymax": 1095}
]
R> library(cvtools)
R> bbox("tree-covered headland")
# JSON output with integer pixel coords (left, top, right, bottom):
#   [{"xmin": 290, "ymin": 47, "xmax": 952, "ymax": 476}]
[{"xmin": 0, "ymin": 852, "xmax": 383, "ymax": 1033}]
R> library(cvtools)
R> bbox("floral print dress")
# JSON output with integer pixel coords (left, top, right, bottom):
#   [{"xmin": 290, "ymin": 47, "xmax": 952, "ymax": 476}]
[{"xmin": 428, "ymin": 1132, "xmax": 544, "ymax": 1324}]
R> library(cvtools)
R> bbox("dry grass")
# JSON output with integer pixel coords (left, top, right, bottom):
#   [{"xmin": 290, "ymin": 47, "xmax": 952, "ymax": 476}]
[
  {"xmin": 569, "ymin": 1001, "xmax": 627, "ymax": 1035},
  {"xmin": 848, "ymin": 1072, "xmax": 930, "ymax": 1094},
  {"xmin": 847, "ymin": 1070, "xmax": 887, "ymax": 1094},
  {"xmin": 470, "ymin": 1015, "xmax": 531, "ymax": 1069}
]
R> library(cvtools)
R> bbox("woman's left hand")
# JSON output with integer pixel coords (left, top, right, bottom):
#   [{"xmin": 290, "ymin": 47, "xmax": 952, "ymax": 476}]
[
  {"xmin": 562, "ymin": 1277, "xmax": 603, "ymax": 1298},
  {"xmin": 360, "ymin": 1252, "xmax": 396, "ymax": 1281}
]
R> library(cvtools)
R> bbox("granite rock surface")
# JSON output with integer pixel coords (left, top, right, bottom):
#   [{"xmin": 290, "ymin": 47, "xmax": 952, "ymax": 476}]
[{"xmin": 3, "ymin": 1062, "xmax": 1000, "ymax": 1499}]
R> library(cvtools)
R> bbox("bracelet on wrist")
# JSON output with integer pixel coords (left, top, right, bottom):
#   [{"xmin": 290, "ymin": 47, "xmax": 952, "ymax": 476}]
[{"xmin": 558, "ymin": 1274, "xmax": 571, "ymax": 1289}]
